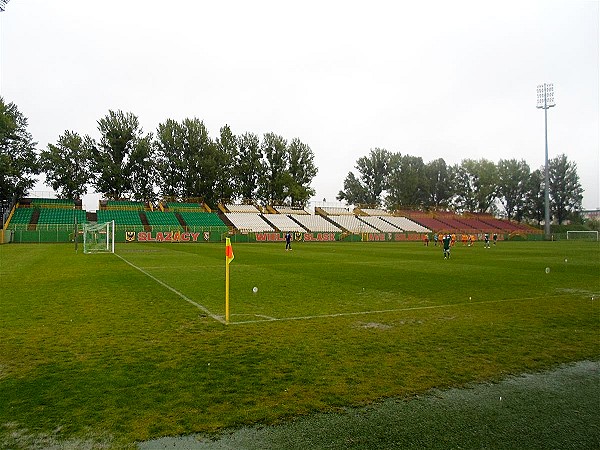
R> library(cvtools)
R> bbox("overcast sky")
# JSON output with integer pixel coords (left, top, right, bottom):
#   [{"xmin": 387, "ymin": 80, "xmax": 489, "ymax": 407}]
[{"xmin": 1, "ymin": 0, "xmax": 598, "ymax": 211}]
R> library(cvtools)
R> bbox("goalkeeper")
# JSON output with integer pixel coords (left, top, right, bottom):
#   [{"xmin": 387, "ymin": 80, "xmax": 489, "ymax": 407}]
[{"xmin": 442, "ymin": 234, "xmax": 451, "ymax": 259}]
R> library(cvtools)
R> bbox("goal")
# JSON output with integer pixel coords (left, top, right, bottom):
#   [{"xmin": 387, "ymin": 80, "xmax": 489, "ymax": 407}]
[
  {"xmin": 83, "ymin": 220, "xmax": 115, "ymax": 254},
  {"xmin": 566, "ymin": 230, "xmax": 598, "ymax": 241}
]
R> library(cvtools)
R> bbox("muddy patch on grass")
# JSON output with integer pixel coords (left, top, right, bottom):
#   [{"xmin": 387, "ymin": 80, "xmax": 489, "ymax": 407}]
[
  {"xmin": 1, "ymin": 422, "xmax": 114, "ymax": 450},
  {"xmin": 138, "ymin": 360, "xmax": 599, "ymax": 450},
  {"xmin": 354, "ymin": 321, "xmax": 393, "ymax": 330}
]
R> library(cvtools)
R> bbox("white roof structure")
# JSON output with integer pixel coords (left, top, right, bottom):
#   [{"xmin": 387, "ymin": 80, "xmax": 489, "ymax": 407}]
[
  {"xmin": 272, "ymin": 205, "xmax": 310, "ymax": 215},
  {"xmin": 319, "ymin": 206, "xmax": 353, "ymax": 215}
]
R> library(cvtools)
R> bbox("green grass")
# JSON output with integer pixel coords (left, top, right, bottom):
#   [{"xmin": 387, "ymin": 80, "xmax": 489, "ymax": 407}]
[{"xmin": 0, "ymin": 241, "xmax": 599, "ymax": 449}]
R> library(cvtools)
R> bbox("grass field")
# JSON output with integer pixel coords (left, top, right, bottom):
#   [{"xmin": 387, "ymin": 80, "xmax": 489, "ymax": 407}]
[{"xmin": 0, "ymin": 240, "xmax": 599, "ymax": 449}]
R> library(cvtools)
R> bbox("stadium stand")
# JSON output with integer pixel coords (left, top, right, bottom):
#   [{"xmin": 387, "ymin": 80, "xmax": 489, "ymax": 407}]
[
  {"xmin": 382, "ymin": 216, "xmax": 431, "ymax": 233},
  {"xmin": 165, "ymin": 202, "xmax": 205, "ymax": 212},
  {"xmin": 225, "ymin": 213, "xmax": 274, "ymax": 232},
  {"xmin": 225, "ymin": 204, "xmax": 261, "ymax": 213},
  {"xmin": 358, "ymin": 208, "xmax": 391, "ymax": 216},
  {"xmin": 317, "ymin": 206, "xmax": 354, "ymax": 215},
  {"xmin": 37, "ymin": 208, "xmax": 87, "ymax": 224},
  {"xmin": 103, "ymin": 200, "xmax": 146, "ymax": 211},
  {"xmin": 7, "ymin": 208, "xmax": 34, "ymax": 225},
  {"xmin": 327, "ymin": 215, "xmax": 380, "ymax": 233},
  {"xmin": 272, "ymin": 205, "xmax": 310, "ymax": 215},
  {"xmin": 289, "ymin": 214, "xmax": 342, "ymax": 232},
  {"xmin": 97, "ymin": 210, "xmax": 143, "ymax": 226},
  {"xmin": 179, "ymin": 212, "xmax": 228, "ymax": 230},
  {"xmin": 145, "ymin": 211, "xmax": 182, "ymax": 227},
  {"xmin": 357, "ymin": 216, "xmax": 402, "ymax": 232},
  {"xmin": 262, "ymin": 214, "xmax": 307, "ymax": 232},
  {"xmin": 31, "ymin": 198, "xmax": 74, "ymax": 208}
]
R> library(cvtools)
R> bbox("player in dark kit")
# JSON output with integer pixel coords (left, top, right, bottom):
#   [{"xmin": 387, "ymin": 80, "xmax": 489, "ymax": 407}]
[
  {"xmin": 442, "ymin": 234, "xmax": 451, "ymax": 259},
  {"xmin": 484, "ymin": 233, "xmax": 490, "ymax": 248},
  {"xmin": 285, "ymin": 231, "xmax": 292, "ymax": 251}
]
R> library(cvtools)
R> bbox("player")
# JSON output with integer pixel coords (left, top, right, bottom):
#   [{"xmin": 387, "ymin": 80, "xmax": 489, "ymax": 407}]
[
  {"xmin": 484, "ymin": 233, "xmax": 490, "ymax": 248},
  {"xmin": 493, "ymin": 233, "xmax": 498, "ymax": 245},
  {"xmin": 285, "ymin": 231, "xmax": 292, "ymax": 251},
  {"xmin": 442, "ymin": 234, "xmax": 451, "ymax": 259}
]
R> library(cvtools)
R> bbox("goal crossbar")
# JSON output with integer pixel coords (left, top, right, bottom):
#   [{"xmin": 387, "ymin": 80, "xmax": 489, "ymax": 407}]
[{"xmin": 566, "ymin": 230, "xmax": 598, "ymax": 241}]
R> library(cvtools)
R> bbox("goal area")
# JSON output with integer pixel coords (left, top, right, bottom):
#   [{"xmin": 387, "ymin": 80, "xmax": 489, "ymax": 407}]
[
  {"xmin": 566, "ymin": 230, "xmax": 598, "ymax": 241},
  {"xmin": 83, "ymin": 221, "xmax": 115, "ymax": 254}
]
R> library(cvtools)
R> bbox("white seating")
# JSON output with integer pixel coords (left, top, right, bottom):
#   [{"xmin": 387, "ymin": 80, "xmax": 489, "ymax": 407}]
[
  {"xmin": 225, "ymin": 213, "xmax": 274, "ymax": 232},
  {"xmin": 382, "ymin": 216, "xmax": 430, "ymax": 232},
  {"xmin": 225, "ymin": 204, "xmax": 261, "ymax": 213},
  {"xmin": 289, "ymin": 214, "xmax": 342, "ymax": 232},
  {"xmin": 358, "ymin": 216, "xmax": 401, "ymax": 232},
  {"xmin": 360, "ymin": 208, "xmax": 391, "ymax": 216},
  {"xmin": 272, "ymin": 205, "xmax": 309, "ymax": 215},
  {"xmin": 263, "ymin": 214, "xmax": 306, "ymax": 232},
  {"xmin": 320, "ymin": 206, "xmax": 353, "ymax": 215},
  {"xmin": 327, "ymin": 215, "xmax": 380, "ymax": 233}
]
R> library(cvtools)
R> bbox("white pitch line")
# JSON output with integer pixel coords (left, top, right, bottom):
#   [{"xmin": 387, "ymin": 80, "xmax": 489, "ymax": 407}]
[
  {"xmin": 115, "ymin": 253, "xmax": 225, "ymax": 324},
  {"xmin": 226, "ymin": 295, "xmax": 570, "ymax": 325}
]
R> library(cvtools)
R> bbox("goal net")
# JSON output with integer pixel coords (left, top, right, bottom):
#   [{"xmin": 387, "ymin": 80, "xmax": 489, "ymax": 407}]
[
  {"xmin": 83, "ymin": 221, "xmax": 115, "ymax": 254},
  {"xmin": 566, "ymin": 230, "xmax": 599, "ymax": 241}
]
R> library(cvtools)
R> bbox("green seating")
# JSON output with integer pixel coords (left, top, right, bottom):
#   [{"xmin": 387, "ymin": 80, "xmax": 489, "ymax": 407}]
[
  {"xmin": 97, "ymin": 210, "xmax": 143, "ymax": 226},
  {"xmin": 145, "ymin": 211, "xmax": 181, "ymax": 226},
  {"xmin": 9, "ymin": 208, "xmax": 34, "ymax": 225},
  {"xmin": 37, "ymin": 208, "xmax": 87, "ymax": 224},
  {"xmin": 179, "ymin": 212, "xmax": 227, "ymax": 229}
]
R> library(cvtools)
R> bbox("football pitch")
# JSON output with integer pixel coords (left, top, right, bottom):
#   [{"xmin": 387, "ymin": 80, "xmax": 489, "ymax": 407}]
[{"xmin": 0, "ymin": 240, "xmax": 599, "ymax": 448}]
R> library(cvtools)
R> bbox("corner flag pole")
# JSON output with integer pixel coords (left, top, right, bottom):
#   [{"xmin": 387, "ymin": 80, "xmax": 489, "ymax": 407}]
[{"xmin": 225, "ymin": 238, "xmax": 234, "ymax": 324}]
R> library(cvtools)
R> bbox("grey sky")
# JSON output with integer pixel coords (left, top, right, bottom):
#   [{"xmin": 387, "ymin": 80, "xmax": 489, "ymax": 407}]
[{"xmin": 1, "ymin": 0, "xmax": 598, "ymax": 211}]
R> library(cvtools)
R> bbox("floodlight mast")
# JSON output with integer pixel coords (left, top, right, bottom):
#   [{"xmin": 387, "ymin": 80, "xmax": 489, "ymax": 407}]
[{"xmin": 536, "ymin": 83, "xmax": 555, "ymax": 239}]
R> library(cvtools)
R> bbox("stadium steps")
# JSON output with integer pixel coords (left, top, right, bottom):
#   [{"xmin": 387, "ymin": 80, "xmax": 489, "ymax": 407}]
[
  {"xmin": 175, "ymin": 212, "xmax": 188, "ymax": 230},
  {"xmin": 287, "ymin": 215, "xmax": 310, "ymax": 232},
  {"xmin": 260, "ymin": 214, "xmax": 279, "ymax": 231},
  {"xmin": 28, "ymin": 208, "xmax": 40, "ymax": 231},
  {"xmin": 139, "ymin": 212, "xmax": 152, "ymax": 231}
]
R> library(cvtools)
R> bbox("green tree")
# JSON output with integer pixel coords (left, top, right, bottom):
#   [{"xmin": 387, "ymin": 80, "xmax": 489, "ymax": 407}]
[
  {"xmin": 155, "ymin": 118, "xmax": 185, "ymax": 199},
  {"xmin": 235, "ymin": 132, "xmax": 263, "ymax": 202},
  {"xmin": 424, "ymin": 158, "xmax": 453, "ymax": 209},
  {"xmin": 128, "ymin": 133, "xmax": 156, "ymax": 202},
  {"xmin": 337, "ymin": 148, "xmax": 391, "ymax": 206},
  {"xmin": 386, "ymin": 153, "xmax": 427, "ymax": 210},
  {"xmin": 39, "ymin": 131, "xmax": 93, "ymax": 199},
  {"xmin": 286, "ymin": 138, "xmax": 317, "ymax": 206},
  {"xmin": 89, "ymin": 110, "xmax": 147, "ymax": 200},
  {"xmin": 452, "ymin": 159, "xmax": 498, "ymax": 213},
  {"xmin": 524, "ymin": 168, "xmax": 545, "ymax": 226},
  {"xmin": 549, "ymin": 154, "xmax": 583, "ymax": 224},
  {"xmin": 259, "ymin": 133, "xmax": 288, "ymax": 204},
  {"xmin": 497, "ymin": 158, "xmax": 530, "ymax": 221},
  {"xmin": 0, "ymin": 97, "xmax": 39, "ymax": 211},
  {"xmin": 214, "ymin": 125, "xmax": 238, "ymax": 203}
]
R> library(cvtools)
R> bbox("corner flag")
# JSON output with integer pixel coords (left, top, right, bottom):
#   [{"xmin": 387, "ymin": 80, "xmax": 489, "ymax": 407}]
[
  {"xmin": 225, "ymin": 238, "xmax": 234, "ymax": 324},
  {"xmin": 226, "ymin": 238, "xmax": 234, "ymax": 263}
]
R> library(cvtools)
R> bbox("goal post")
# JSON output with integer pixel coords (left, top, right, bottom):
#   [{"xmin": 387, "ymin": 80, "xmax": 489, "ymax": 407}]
[
  {"xmin": 83, "ymin": 220, "xmax": 115, "ymax": 254},
  {"xmin": 566, "ymin": 230, "xmax": 599, "ymax": 241}
]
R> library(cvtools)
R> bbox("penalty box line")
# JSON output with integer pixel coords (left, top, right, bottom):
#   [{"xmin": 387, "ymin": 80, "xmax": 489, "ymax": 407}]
[{"xmin": 115, "ymin": 253, "xmax": 226, "ymax": 324}]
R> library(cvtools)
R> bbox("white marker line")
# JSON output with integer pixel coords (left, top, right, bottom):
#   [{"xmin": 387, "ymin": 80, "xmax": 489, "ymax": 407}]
[
  {"xmin": 115, "ymin": 253, "xmax": 225, "ymax": 324},
  {"xmin": 226, "ymin": 294, "xmax": 572, "ymax": 325}
]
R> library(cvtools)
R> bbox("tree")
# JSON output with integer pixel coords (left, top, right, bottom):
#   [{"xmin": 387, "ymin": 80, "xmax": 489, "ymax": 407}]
[
  {"xmin": 259, "ymin": 133, "xmax": 288, "ymax": 204},
  {"xmin": 155, "ymin": 118, "xmax": 185, "ymax": 199},
  {"xmin": 497, "ymin": 159, "xmax": 530, "ymax": 221},
  {"xmin": 0, "ymin": 97, "xmax": 39, "ymax": 213},
  {"xmin": 39, "ymin": 131, "xmax": 93, "ymax": 199},
  {"xmin": 337, "ymin": 148, "xmax": 391, "ymax": 206},
  {"xmin": 452, "ymin": 159, "xmax": 498, "ymax": 213},
  {"xmin": 214, "ymin": 125, "xmax": 238, "ymax": 203},
  {"xmin": 524, "ymin": 168, "xmax": 545, "ymax": 226},
  {"xmin": 235, "ymin": 132, "xmax": 263, "ymax": 202},
  {"xmin": 423, "ymin": 158, "xmax": 453, "ymax": 209},
  {"xmin": 549, "ymin": 154, "xmax": 583, "ymax": 224},
  {"xmin": 386, "ymin": 153, "xmax": 427, "ymax": 210},
  {"xmin": 128, "ymin": 133, "xmax": 156, "ymax": 202},
  {"xmin": 89, "ymin": 110, "xmax": 147, "ymax": 200},
  {"xmin": 286, "ymin": 138, "xmax": 317, "ymax": 206}
]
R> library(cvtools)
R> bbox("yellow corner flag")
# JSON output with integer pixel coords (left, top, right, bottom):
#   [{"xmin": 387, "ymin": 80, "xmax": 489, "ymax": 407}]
[
  {"xmin": 225, "ymin": 238, "xmax": 234, "ymax": 324},
  {"xmin": 226, "ymin": 237, "xmax": 234, "ymax": 263}
]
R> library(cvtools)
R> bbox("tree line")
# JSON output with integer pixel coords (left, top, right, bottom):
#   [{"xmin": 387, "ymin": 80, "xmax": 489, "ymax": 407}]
[
  {"xmin": 0, "ymin": 97, "xmax": 586, "ymax": 226},
  {"xmin": 0, "ymin": 98, "xmax": 318, "ymax": 210},
  {"xmin": 337, "ymin": 148, "xmax": 584, "ymax": 225}
]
